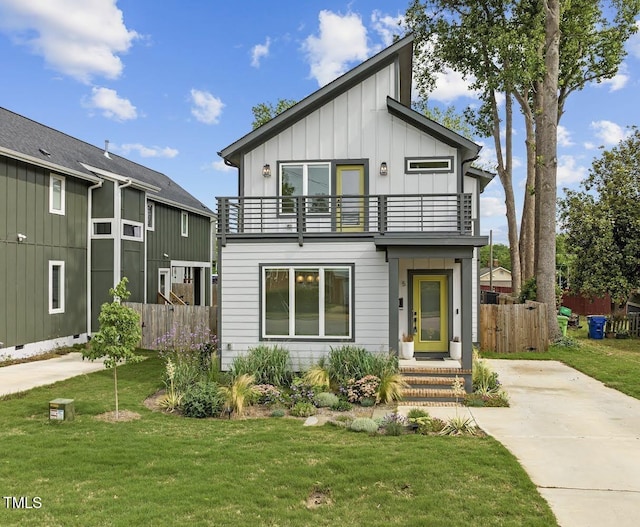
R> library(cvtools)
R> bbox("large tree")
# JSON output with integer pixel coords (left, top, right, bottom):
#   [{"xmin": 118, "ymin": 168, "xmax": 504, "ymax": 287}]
[
  {"xmin": 559, "ymin": 128, "xmax": 640, "ymax": 311},
  {"xmin": 406, "ymin": 0, "xmax": 639, "ymax": 339},
  {"xmin": 251, "ymin": 98, "xmax": 297, "ymax": 129}
]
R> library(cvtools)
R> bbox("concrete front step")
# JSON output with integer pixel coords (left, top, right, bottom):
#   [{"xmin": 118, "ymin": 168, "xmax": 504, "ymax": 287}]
[
  {"xmin": 400, "ymin": 364, "xmax": 471, "ymax": 404},
  {"xmin": 403, "ymin": 375, "xmax": 458, "ymax": 387},
  {"xmin": 399, "ymin": 366, "xmax": 472, "ymax": 376},
  {"xmin": 402, "ymin": 387, "xmax": 461, "ymax": 400}
]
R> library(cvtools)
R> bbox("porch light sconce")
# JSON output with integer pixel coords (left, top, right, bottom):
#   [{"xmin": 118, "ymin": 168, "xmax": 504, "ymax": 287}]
[
  {"xmin": 262, "ymin": 164, "xmax": 271, "ymax": 178},
  {"xmin": 379, "ymin": 162, "xmax": 388, "ymax": 176},
  {"xmin": 163, "ymin": 253, "xmax": 169, "ymax": 258},
  {"xmin": 17, "ymin": 233, "xmax": 27, "ymax": 242}
]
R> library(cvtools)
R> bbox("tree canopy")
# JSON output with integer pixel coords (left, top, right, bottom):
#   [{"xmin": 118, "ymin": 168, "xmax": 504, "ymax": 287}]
[
  {"xmin": 251, "ymin": 98, "xmax": 297, "ymax": 129},
  {"xmin": 479, "ymin": 244, "xmax": 512, "ymax": 270},
  {"xmin": 559, "ymin": 128, "xmax": 640, "ymax": 305}
]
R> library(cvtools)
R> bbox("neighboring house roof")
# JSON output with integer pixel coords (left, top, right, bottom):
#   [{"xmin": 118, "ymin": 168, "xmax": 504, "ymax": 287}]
[
  {"xmin": 0, "ymin": 107, "xmax": 214, "ymax": 217},
  {"xmin": 218, "ymin": 34, "xmax": 415, "ymax": 166},
  {"xmin": 479, "ymin": 266, "xmax": 512, "ymax": 279}
]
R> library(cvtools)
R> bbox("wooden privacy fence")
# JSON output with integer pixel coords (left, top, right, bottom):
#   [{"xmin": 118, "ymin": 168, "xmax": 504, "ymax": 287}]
[
  {"xmin": 124, "ymin": 303, "xmax": 217, "ymax": 350},
  {"xmin": 480, "ymin": 301, "xmax": 549, "ymax": 353},
  {"xmin": 605, "ymin": 313, "xmax": 640, "ymax": 337}
]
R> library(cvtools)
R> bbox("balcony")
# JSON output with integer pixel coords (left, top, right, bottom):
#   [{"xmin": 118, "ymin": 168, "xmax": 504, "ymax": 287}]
[{"xmin": 217, "ymin": 193, "xmax": 473, "ymax": 245}]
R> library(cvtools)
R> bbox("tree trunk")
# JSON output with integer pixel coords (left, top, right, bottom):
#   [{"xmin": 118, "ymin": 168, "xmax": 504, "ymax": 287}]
[
  {"xmin": 518, "ymin": 93, "xmax": 536, "ymax": 283},
  {"xmin": 114, "ymin": 365, "xmax": 119, "ymax": 420},
  {"xmin": 536, "ymin": 0, "xmax": 561, "ymax": 341}
]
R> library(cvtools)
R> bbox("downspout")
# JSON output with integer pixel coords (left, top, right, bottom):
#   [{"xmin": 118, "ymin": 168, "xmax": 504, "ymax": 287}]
[
  {"xmin": 87, "ymin": 179, "xmax": 103, "ymax": 337},
  {"xmin": 114, "ymin": 179, "xmax": 133, "ymax": 288}
]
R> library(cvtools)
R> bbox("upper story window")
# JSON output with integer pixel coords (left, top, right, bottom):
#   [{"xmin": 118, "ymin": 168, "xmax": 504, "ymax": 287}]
[
  {"xmin": 49, "ymin": 174, "xmax": 66, "ymax": 215},
  {"xmin": 122, "ymin": 220, "xmax": 144, "ymax": 242},
  {"xmin": 49, "ymin": 260, "xmax": 65, "ymax": 314},
  {"xmin": 405, "ymin": 157, "xmax": 454, "ymax": 174},
  {"xmin": 92, "ymin": 219, "xmax": 114, "ymax": 238},
  {"xmin": 146, "ymin": 202, "xmax": 155, "ymax": 231},
  {"xmin": 279, "ymin": 162, "xmax": 330, "ymax": 214},
  {"xmin": 181, "ymin": 211, "xmax": 189, "ymax": 237}
]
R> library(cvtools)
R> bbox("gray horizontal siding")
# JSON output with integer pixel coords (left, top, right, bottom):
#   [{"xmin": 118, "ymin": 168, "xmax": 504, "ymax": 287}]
[{"xmin": 219, "ymin": 241, "xmax": 389, "ymax": 370}]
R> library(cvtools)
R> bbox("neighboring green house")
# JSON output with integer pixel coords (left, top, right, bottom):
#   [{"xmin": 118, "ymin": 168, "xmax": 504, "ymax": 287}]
[
  {"xmin": 216, "ymin": 35, "xmax": 494, "ymax": 392},
  {"xmin": 0, "ymin": 107, "xmax": 215, "ymax": 359}
]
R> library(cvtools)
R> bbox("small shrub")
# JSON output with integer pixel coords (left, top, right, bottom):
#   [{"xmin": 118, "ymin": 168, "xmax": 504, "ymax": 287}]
[
  {"xmin": 302, "ymin": 364, "xmax": 330, "ymax": 390},
  {"xmin": 181, "ymin": 381, "xmax": 224, "ymax": 418},
  {"xmin": 349, "ymin": 417, "xmax": 379, "ymax": 434},
  {"xmin": 290, "ymin": 401, "xmax": 317, "ymax": 417},
  {"xmin": 439, "ymin": 415, "xmax": 477, "ymax": 436},
  {"xmin": 289, "ymin": 377, "xmax": 317, "ymax": 404},
  {"xmin": 377, "ymin": 372, "xmax": 408, "ymax": 404},
  {"xmin": 253, "ymin": 384, "xmax": 285, "ymax": 406},
  {"xmin": 359, "ymin": 397, "xmax": 376, "ymax": 407},
  {"xmin": 381, "ymin": 412, "xmax": 408, "ymax": 427},
  {"xmin": 473, "ymin": 359, "xmax": 501, "ymax": 394},
  {"xmin": 407, "ymin": 408, "xmax": 429, "ymax": 419},
  {"xmin": 384, "ymin": 421, "xmax": 405, "ymax": 436},
  {"xmin": 330, "ymin": 399, "xmax": 352, "ymax": 412},
  {"xmin": 230, "ymin": 344, "xmax": 293, "ymax": 386},
  {"xmin": 219, "ymin": 374, "xmax": 257, "ymax": 417},
  {"xmin": 314, "ymin": 392, "xmax": 339, "ymax": 408},
  {"xmin": 343, "ymin": 375, "xmax": 380, "ymax": 403},
  {"xmin": 270, "ymin": 408, "xmax": 285, "ymax": 418},
  {"xmin": 157, "ymin": 390, "xmax": 182, "ymax": 413},
  {"xmin": 552, "ymin": 336, "xmax": 580, "ymax": 348}
]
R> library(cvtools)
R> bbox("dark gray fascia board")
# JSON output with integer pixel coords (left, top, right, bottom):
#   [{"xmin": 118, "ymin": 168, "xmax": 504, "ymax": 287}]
[
  {"xmin": 218, "ymin": 34, "xmax": 415, "ymax": 166},
  {"xmin": 386, "ymin": 97, "xmax": 481, "ymax": 160},
  {"xmin": 465, "ymin": 165, "xmax": 495, "ymax": 193},
  {"xmin": 374, "ymin": 234, "xmax": 489, "ymax": 248}
]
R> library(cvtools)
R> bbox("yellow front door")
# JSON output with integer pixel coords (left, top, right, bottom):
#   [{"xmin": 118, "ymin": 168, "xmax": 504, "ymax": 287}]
[
  {"xmin": 412, "ymin": 275, "xmax": 448, "ymax": 352},
  {"xmin": 336, "ymin": 165, "xmax": 365, "ymax": 232}
]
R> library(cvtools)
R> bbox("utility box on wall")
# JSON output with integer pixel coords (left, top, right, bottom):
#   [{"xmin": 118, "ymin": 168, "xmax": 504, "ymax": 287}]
[{"xmin": 49, "ymin": 398, "xmax": 75, "ymax": 421}]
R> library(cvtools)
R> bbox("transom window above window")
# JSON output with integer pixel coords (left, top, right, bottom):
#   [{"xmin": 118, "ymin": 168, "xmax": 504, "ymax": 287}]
[
  {"xmin": 279, "ymin": 162, "xmax": 331, "ymax": 214},
  {"xmin": 262, "ymin": 265, "xmax": 352, "ymax": 339},
  {"xmin": 405, "ymin": 157, "xmax": 454, "ymax": 174},
  {"xmin": 122, "ymin": 220, "xmax": 144, "ymax": 241}
]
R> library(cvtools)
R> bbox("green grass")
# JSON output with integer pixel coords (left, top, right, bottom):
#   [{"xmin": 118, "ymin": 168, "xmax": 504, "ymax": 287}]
[
  {"xmin": 0, "ymin": 352, "xmax": 557, "ymax": 527},
  {"xmin": 481, "ymin": 328, "xmax": 640, "ymax": 399}
]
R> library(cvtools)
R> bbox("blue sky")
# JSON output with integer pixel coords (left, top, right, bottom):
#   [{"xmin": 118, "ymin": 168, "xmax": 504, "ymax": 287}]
[{"xmin": 1, "ymin": 1, "xmax": 639, "ymax": 244}]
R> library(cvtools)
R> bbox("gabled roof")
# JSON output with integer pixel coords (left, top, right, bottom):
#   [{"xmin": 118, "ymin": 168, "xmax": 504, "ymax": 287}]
[
  {"xmin": 479, "ymin": 266, "xmax": 512, "ymax": 278},
  {"xmin": 218, "ymin": 34, "xmax": 415, "ymax": 167},
  {"xmin": 465, "ymin": 165, "xmax": 495, "ymax": 193},
  {"xmin": 386, "ymin": 97, "xmax": 480, "ymax": 160},
  {"xmin": 0, "ymin": 107, "xmax": 214, "ymax": 217}
]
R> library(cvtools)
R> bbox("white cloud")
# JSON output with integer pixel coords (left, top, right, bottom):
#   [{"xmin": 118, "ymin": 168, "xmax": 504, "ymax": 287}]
[
  {"xmin": 583, "ymin": 141, "xmax": 596, "ymax": 150},
  {"xmin": 600, "ymin": 63, "xmax": 629, "ymax": 92},
  {"xmin": 590, "ymin": 120, "xmax": 631, "ymax": 146},
  {"xmin": 480, "ymin": 196, "xmax": 506, "ymax": 218},
  {"xmin": 557, "ymin": 125, "xmax": 573, "ymax": 147},
  {"xmin": 251, "ymin": 37, "xmax": 270, "ymax": 68},
  {"xmin": 557, "ymin": 155, "xmax": 587, "ymax": 185},
  {"xmin": 370, "ymin": 10, "xmax": 404, "ymax": 47},
  {"xmin": 118, "ymin": 143, "xmax": 178, "ymax": 158},
  {"xmin": 0, "ymin": 0, "xmax": 138, "ymax": 83},
  {"xmin": 190, "ymin": 89, "xmax": 224, "ymax": 124},
  {"xmin": 84, "ymin": 87, "xmax": 137, "ymax": 121},
  {"xmin": 428, "ymin": 67, "xmax": 480, "ymax": 104},
  {"xmin": 210, "ymin": 159, "xmax": 235, "ymax": 172},
  {"xmin": 303, "ymin": 10, "xmax": 369, "ymax": 86}
]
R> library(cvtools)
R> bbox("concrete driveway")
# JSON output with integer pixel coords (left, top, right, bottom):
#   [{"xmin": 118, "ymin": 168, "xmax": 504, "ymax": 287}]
[
  {"xmin": 418, "ymin": 360, "xmax": 640, "ymax": 527},
  {"xmin": 0, "ymin": 353, "xmax": 106, "ymax": 396}
]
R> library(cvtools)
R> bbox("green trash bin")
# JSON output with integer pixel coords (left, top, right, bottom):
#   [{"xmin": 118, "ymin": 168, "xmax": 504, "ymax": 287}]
[
  {"xmin": 557, "ymin": 315, "xmax": 569, "ymax": 337},
  {"xmin": 559, "ymin": 306, "xmax": 572, "ymax": 317}
]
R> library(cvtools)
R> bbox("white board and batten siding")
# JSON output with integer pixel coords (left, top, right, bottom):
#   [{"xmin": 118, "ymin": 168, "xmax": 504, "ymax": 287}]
[
  {"xmin": 220, "ymin": 241, "xmax": 389, "ymax": 370},
  {"xmin": 242, "ymin": 60, "xmax": 460, "ymax": 200}
]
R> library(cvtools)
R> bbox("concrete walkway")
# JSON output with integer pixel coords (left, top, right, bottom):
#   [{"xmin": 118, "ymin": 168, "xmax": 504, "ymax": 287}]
[
  {"xmin": 0, "ymin": 353, "xmax": 106, "ymax": 396},
  {"xmin": 404, "ymin": 360, "xmax": 640, "ymax": 527}
]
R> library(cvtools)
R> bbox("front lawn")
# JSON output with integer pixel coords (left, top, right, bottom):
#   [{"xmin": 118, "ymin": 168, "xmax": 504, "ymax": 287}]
[
  {"xmin": 481, "ymin": 328, "xmax": 640, "ymax": 400},
  {"xmin": 0, "ymin": 353, "xmax": 557, "ymax": 527}
]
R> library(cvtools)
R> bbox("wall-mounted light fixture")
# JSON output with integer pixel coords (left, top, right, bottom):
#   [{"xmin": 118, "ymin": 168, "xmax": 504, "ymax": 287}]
[
  {"xmin": 17, "ymin": 233, "xmax": 27, "ymax": 242},
  {"xmin": 163, "ymin": 253, "xmax": 169, "ymax": 258},
  {"xmin": 379, "ymin": 162, "xmax": 388, "ymax": 176},
  {"xmin": 262, "ymin": 164, "xmax": 271, "ymax": 178}
]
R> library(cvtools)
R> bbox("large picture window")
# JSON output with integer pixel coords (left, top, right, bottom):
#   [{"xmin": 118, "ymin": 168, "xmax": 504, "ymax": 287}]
[
  {"xmin": 279, "ymin": 162, "xmax": 330, "ymax": 214},
  {"xmin": 262, "ymin": 265, "xmax": 352, "ymax": 339}
]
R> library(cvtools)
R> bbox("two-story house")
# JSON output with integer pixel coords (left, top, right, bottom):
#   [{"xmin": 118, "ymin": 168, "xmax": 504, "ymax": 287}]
[
  {"xmin": 216, "ymin": 35, "xmax": 493, "ymax": 392},
  {"xmin": 0, "ymin": 108, "xmax": 215, "ymax": 359}
]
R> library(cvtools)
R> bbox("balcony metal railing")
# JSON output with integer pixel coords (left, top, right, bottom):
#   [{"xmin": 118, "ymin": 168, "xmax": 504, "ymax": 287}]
[{"xmin": 217, "ymin": 193, "xmax": 473, "ymax": 244}]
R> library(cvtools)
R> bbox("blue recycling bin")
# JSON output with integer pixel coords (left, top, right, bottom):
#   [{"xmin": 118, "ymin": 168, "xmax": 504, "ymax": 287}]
[{"xmin": 587, "ymin": 315, "xmax": 606, "ymax": 339}]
